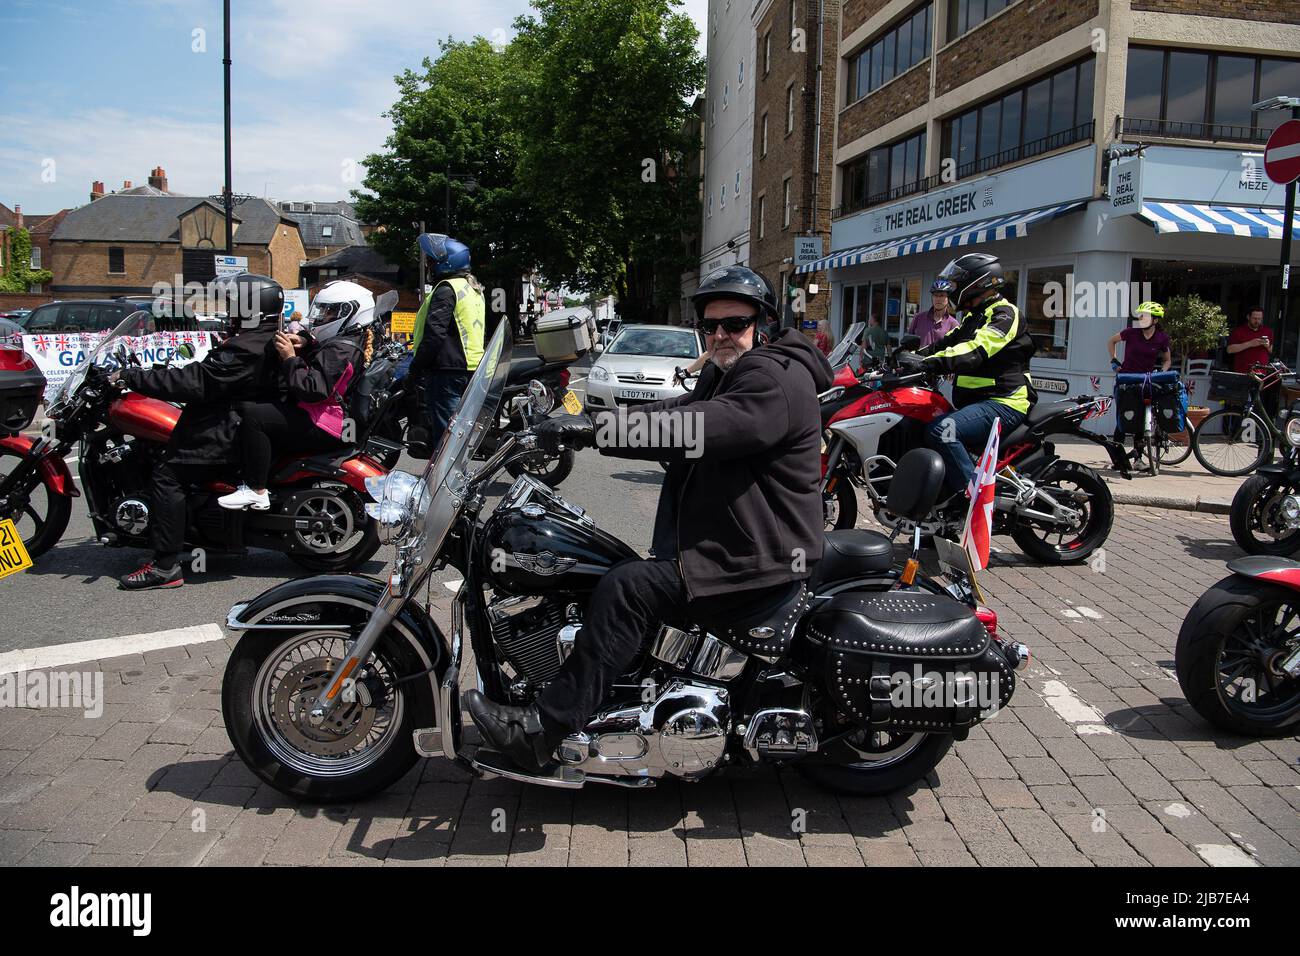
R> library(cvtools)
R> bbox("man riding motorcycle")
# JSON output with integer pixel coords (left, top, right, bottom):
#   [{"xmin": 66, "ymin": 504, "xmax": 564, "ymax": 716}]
[
  {"xmin": 463, "ymin": 265, "xmax": 835, "ymax": 771},
  {"xmin": 116, "ymin": 273, "xmax": 284, "ymax": 589},
  {"xmin": 899, "ymin": 253, "xmax": 1036, "ymax": 504}
]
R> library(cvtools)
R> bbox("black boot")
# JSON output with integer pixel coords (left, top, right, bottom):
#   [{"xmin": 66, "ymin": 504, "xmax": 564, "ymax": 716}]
[{"xmin": 463, "ymin": 690, "xmax": 553, "ymax": 773}]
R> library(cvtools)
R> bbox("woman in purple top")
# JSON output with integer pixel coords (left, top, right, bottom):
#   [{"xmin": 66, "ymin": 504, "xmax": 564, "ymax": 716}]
[
  {"xmin": 908, "ymin": 278, "xmax": 961, "ymax": 348},
  {"xmin": 1108, "ymin": 301, "xmax": 1172, "ymax": 443}
]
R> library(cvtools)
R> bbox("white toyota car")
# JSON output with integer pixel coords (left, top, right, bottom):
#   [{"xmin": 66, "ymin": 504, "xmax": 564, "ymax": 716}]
[{"xmin": 583, "ymin": 324, "xmax": 707, "ymax": 410}]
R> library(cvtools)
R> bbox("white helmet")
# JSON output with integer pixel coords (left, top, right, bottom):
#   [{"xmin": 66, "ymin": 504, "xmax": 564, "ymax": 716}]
[{"xmin": 308, "ymin": 280, "xmax": 376, "ymax": 341}]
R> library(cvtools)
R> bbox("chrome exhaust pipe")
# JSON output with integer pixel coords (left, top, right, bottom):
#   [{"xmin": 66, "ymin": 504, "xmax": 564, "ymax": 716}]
[{"xmin": 1004, "ymin": 642, "xmax": 1031, "ymax": 672}]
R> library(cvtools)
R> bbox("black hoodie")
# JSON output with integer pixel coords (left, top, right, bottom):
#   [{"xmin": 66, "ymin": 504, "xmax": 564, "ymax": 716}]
[{"xmin": 593, "ymin": 328, "xmax": 834, "ymax": 600}]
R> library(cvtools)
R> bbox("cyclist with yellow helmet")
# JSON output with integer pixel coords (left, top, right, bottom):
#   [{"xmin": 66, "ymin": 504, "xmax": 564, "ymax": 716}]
[{"xmin": 1108, "ymin": 300, "xmax": 1172, "ymax": 444}]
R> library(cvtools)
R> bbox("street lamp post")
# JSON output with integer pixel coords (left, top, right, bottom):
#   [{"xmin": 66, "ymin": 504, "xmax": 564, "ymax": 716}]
[
  {"xmin": 223, "ymin": 0, "xmax": 233, "ymax": 253},
  {"xmin": 1252, "ymin": 95, "xmax": 1300, "ymax": 331}
]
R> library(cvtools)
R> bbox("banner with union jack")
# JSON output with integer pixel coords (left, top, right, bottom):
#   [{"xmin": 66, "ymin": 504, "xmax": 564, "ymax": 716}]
[{"xmin": 959, "ymin": 419, "xmax": 1001, "ymax": 572}]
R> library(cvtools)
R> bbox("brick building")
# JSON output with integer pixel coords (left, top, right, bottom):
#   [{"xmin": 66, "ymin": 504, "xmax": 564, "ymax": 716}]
[
  {"xmin": 798, "ymin": 0, "xmax": 1300, "ymax": 407},
  {"xmin": 0, "ymin": 203, "xmax": 70, "ymax": 294},
  {"xmin": 49, "ymin": 193, "xmax": 306, "ymax": 296},
  {"xmin": 276, "ymin": 200, "xmax": 370, "ymax": 261},
  {"xmin": 750, "ymin": 0, "xmax": 840, "ymax": 333}
]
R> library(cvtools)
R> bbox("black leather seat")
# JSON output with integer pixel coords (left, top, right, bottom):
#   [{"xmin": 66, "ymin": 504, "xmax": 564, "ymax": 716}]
[
  {"xmin": 805, "ymin": 590, "xmax": 989, "ymax": 659},
  {"xmin": 1025, "ymin": 398, "xmax": 1078, "ymax": 425},
  {"xmin": 506, "ymin": 356, "xmax": 548, "ymax": 384},
  {"xmin": 807, "ymin": 529, "xmax": 895, "ymax": 592}
]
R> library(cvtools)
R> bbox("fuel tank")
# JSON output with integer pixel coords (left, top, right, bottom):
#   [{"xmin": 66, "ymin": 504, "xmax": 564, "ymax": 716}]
[
  {"xmin": 482, "ymin": 500, "xmax": 637, "ymax": 596},
  {"xmin": 108, "ymin": 392, "xmax": 180, "ymax": 444}
]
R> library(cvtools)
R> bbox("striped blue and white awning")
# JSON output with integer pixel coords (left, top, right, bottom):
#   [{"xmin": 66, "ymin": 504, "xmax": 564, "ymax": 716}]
[
  {"xmin": 1138, "ymin": 202, "xmax": 1300, "ymax": 240},
  {"xmin": 796, "ymin": 201, "xmax": 1086, "ymax": 275}
]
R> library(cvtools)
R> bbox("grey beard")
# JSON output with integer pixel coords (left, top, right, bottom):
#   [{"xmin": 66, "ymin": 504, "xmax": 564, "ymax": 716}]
[{"xmin": 711, "ymin": 348, "xmax": 743, "ymax": 371}]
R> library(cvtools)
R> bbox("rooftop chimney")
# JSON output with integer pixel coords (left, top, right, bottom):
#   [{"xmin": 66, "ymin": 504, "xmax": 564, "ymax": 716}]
[
  {"xmin": 91, "ymin": 181, "xmax": 105, "ymax": 201},
  {"xmin": 148, "ymin": 166, "xmax": 168, "ymax": 192},
  {"xmin": 13, "ymin": 205, "xmax": 22, "ymax": 229},
  {"xmin": 123, "ymin": 180, "xmax": 133, "ymax": 189}
]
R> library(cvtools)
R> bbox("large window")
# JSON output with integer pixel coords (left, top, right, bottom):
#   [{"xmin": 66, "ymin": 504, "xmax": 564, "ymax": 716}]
[
  {"xmin": 947, "ymin": 0, "xmax": 1012, "ymax": 43},
  {"xmin": 1124, "ymin": 48, "xmax": 1300, "ymax": 141},
  {"xmin": 840, "ymin": 128, "xmax": 927, "ymax": 215},
  {"xmin": 1025, "ymin": 265, "xmax": 1071, "ymax": 361},
  {"xmin": 943, "ymin": 57, "xmax": 1094, "ymax": 179},
  {"xmin": 108, "ymin": 247, "xmax": 125, "ymax": 274},
  {"xmin": 846, "ymin": 3, "xmax": 931, "ymax": 104}
]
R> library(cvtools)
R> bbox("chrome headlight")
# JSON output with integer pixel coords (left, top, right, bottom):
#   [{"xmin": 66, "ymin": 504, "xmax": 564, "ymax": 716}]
[
  {"xmin": 1286, "ymin": 416, "xmax": 1300, "ymax": 448},
  {"xmin": 364, "ymin": 470, "xmax": 422, "ymax": 544},
  {"xmin": 590, "ymin": 365, "xmax": 609, "ymax": 382}
]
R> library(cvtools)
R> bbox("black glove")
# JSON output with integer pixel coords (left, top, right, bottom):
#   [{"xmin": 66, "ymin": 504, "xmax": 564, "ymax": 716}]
[
  {"xmin": 895, "ymin": 351, "xmax": 929, "ymax": 372},
  {"xmin": 535, "ymin": 413, "xmax": 595, "ymax": 454}
]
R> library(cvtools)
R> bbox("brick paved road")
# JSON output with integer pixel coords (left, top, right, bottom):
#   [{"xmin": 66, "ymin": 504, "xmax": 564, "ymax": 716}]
[{"xmin": 0, "ymin": 506, "xmax": 1296, "ymax": 866}]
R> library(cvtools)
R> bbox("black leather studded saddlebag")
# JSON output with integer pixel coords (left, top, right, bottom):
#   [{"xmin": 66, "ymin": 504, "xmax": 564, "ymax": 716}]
[{"xmin": 803, "ymin": 590, "xmax": 1014, "ymax": 734}]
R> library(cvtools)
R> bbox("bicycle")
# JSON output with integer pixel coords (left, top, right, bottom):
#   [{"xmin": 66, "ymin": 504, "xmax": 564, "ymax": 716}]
[
  {"xmin": 1115, "ymin": 372, "xmax": 1193, "ymax": 477},
  {"xmin": 1192, "ymin": 361, "xmax": 1292, "ymax": 477}
]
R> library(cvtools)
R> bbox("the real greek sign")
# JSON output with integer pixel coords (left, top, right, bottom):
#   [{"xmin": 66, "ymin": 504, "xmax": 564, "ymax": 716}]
[{"xmin": 1108, "ymin": 153, "xmax": 1143, "ymax": 217}]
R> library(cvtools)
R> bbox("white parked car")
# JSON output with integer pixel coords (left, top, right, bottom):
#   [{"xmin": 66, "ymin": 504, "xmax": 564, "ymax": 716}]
[{"xmin": 583, "ymin": 324, "xmax": 706, "ymax": 410}]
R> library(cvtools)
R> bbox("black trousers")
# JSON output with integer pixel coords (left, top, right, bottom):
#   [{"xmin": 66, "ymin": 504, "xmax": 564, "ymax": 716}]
[
  {"xmin": 234, "ymin": 401, "xmax": 340, "ymax": 487},
  {"xmin": 148, "ymin": 461, "xmax": 224, "ymax": 567},
  {"xmin": 533, "ymin": 558, "xmax": 771, "ymax": 747}
]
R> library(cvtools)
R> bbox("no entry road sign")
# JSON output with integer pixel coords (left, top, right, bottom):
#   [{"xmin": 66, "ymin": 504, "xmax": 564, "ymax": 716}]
[{"xmin": 1264, "ymin": 119, "xmax": 1300, "ymax": 185}]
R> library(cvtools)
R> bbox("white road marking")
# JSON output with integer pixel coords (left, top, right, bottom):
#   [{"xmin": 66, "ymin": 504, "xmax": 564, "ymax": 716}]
[
  {"xmin": 1163, "ymin": 802, "xmax": 1193, "ymax": 819},
  {"xmin": 0, "ymin": 623, "xmax": 225, "ymax": 675},
  {"xmin": 567, "ymin": 374, "xmax": 588, "ymax": 386},
  {"xmin": 1060, "ymin": 606, "xmax": 1103, "ymax": 620},
  {"xmin": 1195, "ymin": 844, "xmax": 1259, "ymax": 867},
  {"xmin": 1037, "ymin": 678, "xmax": 1113, "ymax": 734},
  {"xmin": 443, "ymin": 579, "xmax": 462, "ymax": 593}
]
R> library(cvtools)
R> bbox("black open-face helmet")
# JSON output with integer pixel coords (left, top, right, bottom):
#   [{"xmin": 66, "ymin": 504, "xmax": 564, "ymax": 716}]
[
  {"xmin": 691, "ymin": 265, "xmax": 779, "ymax": 324},
  {"xmin": 214, "ymin": 273, "xmax": 284, "ymax": 332},
  {"xmin": 937, "ymin": 253, "xmax": 1004, "ymax": 309}
]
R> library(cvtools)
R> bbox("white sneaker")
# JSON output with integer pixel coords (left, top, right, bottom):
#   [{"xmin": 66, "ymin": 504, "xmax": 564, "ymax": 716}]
[{"xmin": 218, "ymin": 485, "xmax": 270, "ymax": 511}]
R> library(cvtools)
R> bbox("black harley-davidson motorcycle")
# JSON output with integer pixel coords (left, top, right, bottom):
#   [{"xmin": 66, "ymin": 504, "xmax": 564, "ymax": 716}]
[
  {"xmin": 1228, "ymin": 398, "xmax": 1300, "ymax": 556},
  {"xmin": 1177, "ymin": 555, "xmax": 1300, "ymax": 736},
  {"xmin": 221, "ymin": 324, "xmax": 1028, "ymax": 801}
]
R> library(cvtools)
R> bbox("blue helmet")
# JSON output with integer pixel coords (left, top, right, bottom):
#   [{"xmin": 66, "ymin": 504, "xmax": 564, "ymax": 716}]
[{"xmin": 418, "ymin": 233, "xmax": 471, "ymax": 277}]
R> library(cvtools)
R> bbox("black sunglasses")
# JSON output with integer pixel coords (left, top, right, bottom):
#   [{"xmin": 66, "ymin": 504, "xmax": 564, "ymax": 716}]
[{"xmin": 698, "ymin": 314, "xmax": 758, "ymax": 335}]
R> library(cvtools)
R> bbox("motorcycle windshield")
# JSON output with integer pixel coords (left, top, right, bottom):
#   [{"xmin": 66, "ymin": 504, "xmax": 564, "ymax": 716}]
[
  {"xmin": 48, "ymin": 309, "xmax": 159, "ymax": 407},
  {"xmin": 827, "ymin": 321, "xmax": 867, "ymax": 370},
  {"xmin": 414, "ymin": 321, "xmax": 511, "ymax": 564}
]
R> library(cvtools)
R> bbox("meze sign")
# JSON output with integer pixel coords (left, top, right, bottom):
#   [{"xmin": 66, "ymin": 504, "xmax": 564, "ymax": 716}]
[{"xmin": 1264, "ymin": 119, "xmax": 1300, "ymax": 186}]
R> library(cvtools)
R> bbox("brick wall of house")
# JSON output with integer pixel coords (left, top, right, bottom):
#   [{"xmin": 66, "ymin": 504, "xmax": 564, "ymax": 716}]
[
  {"xmin": 51, "ymin": 242, "xmax": 182, "ymax": 293},
  {"xmin": 935, "ymin": 0, "xmax": 1099, "ymax": 98},
  {"xmin": 264, "ymin": 223, "xmax": 306, "ymax": 290},
  {"xmin": 842, "ymin": 0, "xmax": 893, "ymax": 38},
  {"xmin": 839, "ymin": 60, "xmax": 930, "ymax": 146},
  {"xmin": 750, "ymin": 1, "xmax": 839, "ymax": 331},
  {"xmin": 1132, "ymin": 0, "xmax": 1300, "ymax": 24},
  {"xmin": 28, "ymin": 210, "xmax": 70, "ymax": 288},
  {"xmin": 0, "ymin": 292, "xmax": 54, "ymax": 310}
]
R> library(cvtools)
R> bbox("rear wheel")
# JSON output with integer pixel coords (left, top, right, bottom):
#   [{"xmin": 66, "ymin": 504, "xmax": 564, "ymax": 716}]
[
  {"xmin": 1193, "ymin": 408, "xmax": 1272, "ymax": 477},
  {"xmin": 1159, "ymin": 423, "xmax": 1194, "ymax": 466},
  {"xmin": 285, "ymin": 484, "xmax": 380, "ymax": 572},
  {"xmin": 0, "ymin": 449, "xmax": 72, "ymax": 558},
  {"xmin": 1011, "ymin": 461, "xmax": 1113, "ymax": 564},
  {"xmin": 1230, "ymin": 474, "xmax": 1300, "ymax": 556},
  {"xmin": 1176, "ymin": 576, "xmax": 1300, "ymax": 736},
  {"xmin": 797, "ymin": 730, "xmax": 952, "ymax": 796}
]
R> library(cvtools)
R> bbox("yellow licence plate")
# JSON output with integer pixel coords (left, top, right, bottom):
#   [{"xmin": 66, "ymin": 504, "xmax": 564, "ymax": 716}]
[
  {"xmin": 562, "ymin": 389, "xmax": 583, "ymax": 415},
  {"xmin": 0, "ymin": 519, "xmax": 33, "ymax": 580}
]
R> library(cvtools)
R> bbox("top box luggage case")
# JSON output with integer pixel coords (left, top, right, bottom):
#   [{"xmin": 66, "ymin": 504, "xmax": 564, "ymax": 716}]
[{"xmin": 532, "ymin": 307, "xmax": 594, "ymax": 363}]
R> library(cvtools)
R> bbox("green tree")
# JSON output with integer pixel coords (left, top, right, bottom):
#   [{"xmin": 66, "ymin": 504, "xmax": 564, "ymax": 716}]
[
  {"xmin": 509, "ymin": 0, "xmax": 704, "ymax": 321},
  {"xmin": 0, "ymin": 228, "xmax": 53, "ymax": 293},
  {"xmin": 1163, "ymin": 294, "xmax": 1228, "ymax": 375},
  {"xmin": 353, "ymin": 38, "xmax": 535, "ymax": 325}
]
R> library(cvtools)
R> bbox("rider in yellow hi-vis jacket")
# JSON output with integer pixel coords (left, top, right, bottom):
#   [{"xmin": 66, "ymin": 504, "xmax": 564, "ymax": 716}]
[
  {"xmin": 896, "ymin": 253, "xmax": 1037, "ymax": 503},
  {"xmin": 409, "ymin": 233, "xmax": 485, "ymax": 452}
]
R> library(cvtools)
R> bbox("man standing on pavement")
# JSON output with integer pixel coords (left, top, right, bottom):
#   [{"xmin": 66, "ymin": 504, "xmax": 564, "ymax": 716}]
[
  {"xmin": 865, "ymin": 313, "xmax": 890, "ymax": 365},
  {"xmin": 407, "ymin": 233, "xmax": 485, "ymax": 454},
  {"xmin": 909, "ymin": 278, "xmax": 960, "ymax": 348},
  {"xmin": 1226, "ymin": 305, "xmax": 1279, "ymax": 418}
]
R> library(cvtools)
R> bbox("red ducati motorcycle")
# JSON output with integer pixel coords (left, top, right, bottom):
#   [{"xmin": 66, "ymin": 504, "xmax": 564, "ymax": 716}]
[
  {"xmin": 820, "ymin": 327, "xmax": 1129, "ymax": 564},
  {"xmin": 0, "ymin": 311, "xmax": 384, "ymax": 570},
  {"xmin": 1177, "ymin": 556, "xmax": 1300, "ymax": 736}
]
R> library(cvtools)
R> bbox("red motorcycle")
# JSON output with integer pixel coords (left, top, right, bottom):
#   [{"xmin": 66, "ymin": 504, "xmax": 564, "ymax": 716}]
[
  {"xmin": 819, "ymin": 331, "xmax": 1129, "ymax": 564},
  {"xmin": 0, "ymin": 311, "xmax": 384, "ymax": 570},
  {"xmin": 1177, "ymin": 556, "xmax": 1300, "ymax": 735}
]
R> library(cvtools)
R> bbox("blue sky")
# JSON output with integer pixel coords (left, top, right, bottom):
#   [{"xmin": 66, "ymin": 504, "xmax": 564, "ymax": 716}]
[{"xmin": 0, "ymin": 0, "xmax": 707, "ymax": 214}]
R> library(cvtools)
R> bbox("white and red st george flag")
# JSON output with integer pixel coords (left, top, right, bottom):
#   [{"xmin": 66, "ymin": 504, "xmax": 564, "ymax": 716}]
[{"xmin": 959, "ymin": 419, "xmax": 1001, "ymax": 571}]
